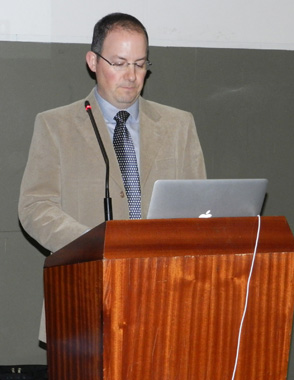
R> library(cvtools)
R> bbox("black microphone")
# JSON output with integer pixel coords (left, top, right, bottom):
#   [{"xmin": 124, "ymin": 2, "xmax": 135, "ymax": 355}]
[{"xmin": 85, "ymin": 100, "xmax": 113, "ymax": 221}]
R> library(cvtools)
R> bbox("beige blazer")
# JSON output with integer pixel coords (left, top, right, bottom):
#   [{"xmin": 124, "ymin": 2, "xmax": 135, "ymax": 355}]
[{"xmin": 19, "ymin": 89, "xmax": 206, "ymax": 253}]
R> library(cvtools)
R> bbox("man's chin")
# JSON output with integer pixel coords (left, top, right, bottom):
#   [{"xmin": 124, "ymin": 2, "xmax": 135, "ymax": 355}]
[{"xmin": 116, "ymin": 95, "xmax": 139, "ymax": 108}]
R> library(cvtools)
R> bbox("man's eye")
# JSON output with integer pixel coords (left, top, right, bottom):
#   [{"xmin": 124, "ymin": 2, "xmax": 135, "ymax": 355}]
[
  {"xmin": 135, "ymin": 62, "xmax": 144, "ymax": 68},
  {"xmin": 113, "ymin": 62, "xmax": 126, "ymax": 67}
]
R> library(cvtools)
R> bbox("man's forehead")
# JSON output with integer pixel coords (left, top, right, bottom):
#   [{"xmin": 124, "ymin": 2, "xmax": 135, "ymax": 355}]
[
  {"xmin": 103, "ymin": 27, "xmax": 147, "ymax": 47},
  {"xmin": 100, "ymin": 34, "xmax": 147, "ymax": 60}
]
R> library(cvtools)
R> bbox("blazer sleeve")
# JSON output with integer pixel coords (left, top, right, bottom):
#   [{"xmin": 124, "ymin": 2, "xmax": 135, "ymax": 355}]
[{"xmin": 18, "ymin": 113, "xmax": 89, "ymax": 253}]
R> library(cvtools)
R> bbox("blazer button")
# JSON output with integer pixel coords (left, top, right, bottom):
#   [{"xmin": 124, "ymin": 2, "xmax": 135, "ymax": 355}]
[{"xmin": 120, "ymin": 191, "xmax": 125, "ymax": 198}]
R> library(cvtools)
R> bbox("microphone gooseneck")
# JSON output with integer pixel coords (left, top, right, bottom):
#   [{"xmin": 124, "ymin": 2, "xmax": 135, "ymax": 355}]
[{"xmin": 85, "ymin": 100, "xmax": 113, "ymax": 221}]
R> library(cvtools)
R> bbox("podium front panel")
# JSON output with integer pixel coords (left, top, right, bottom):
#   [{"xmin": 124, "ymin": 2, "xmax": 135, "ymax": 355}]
[{"xmin": 44, "ymin": 217, "xmax": 294, "ymax": 380}]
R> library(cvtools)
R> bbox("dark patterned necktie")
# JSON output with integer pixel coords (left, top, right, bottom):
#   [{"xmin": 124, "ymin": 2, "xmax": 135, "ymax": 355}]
[{"xmin": 113, "ymin": 111, "xmax": 141, "ymax": 219}]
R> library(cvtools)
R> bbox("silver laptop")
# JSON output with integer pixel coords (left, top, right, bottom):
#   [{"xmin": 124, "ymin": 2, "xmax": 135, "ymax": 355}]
[{"xmin": 147, "ymin": 179, "xmax": 268, "ymax": 219}]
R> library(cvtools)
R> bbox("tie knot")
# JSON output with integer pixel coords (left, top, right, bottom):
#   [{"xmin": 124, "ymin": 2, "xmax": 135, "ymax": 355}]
[{"xmin": 114, "ymin": 111, "xmax": 130, "ymax": 126}]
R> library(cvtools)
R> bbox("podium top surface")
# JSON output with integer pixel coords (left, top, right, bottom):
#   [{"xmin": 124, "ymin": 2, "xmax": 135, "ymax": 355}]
[{"xmin": 44, "ymin": 216, "xmax": 294, "ymax": 268}]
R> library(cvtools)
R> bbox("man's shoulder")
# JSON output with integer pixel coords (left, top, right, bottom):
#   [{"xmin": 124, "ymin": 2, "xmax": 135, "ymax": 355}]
[
  {"xmin": 38, "ymin": 98, "xmax": 85, "ymax": 120},
  {"xmin": 36, "ymin": 89, "xmax": 95, "ymax": 121}
]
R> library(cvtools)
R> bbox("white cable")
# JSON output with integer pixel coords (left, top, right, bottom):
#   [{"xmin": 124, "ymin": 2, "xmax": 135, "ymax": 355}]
[{"xmin": 231, "ymin": 215, "xmax": 261, "ymax": 380}]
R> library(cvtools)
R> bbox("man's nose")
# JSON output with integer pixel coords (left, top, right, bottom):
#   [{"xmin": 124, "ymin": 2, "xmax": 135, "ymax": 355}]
[{"xmin": 124, "ymin": 63, "xmax": 137, "ymax": 80}]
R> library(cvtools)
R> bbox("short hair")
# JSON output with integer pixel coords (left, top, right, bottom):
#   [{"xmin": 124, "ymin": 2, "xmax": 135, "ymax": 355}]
[{"xmin": 91, "ymin": 13, "xmax": 149, "ymax": 55}]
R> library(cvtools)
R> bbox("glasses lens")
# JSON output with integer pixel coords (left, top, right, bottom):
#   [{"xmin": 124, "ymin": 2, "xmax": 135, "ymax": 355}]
[
  {"xmin": 113, "ymin": 62, "xmax": 128, "ymax": 71},
  {"xmin": 105, "ymin": 58, "xmax": 152, "ymax": 71}
]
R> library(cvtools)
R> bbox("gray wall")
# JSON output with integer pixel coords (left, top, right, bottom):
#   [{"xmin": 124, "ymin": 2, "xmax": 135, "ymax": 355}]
[{"xmin": 0, "ymin": 42, "xmax": 293, "ymax": 375}]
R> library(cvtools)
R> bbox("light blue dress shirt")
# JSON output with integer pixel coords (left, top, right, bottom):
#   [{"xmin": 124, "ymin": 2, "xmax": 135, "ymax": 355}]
[{"xmin": 94, "ymin": 88, "xmax": 140, "ymax": 172}]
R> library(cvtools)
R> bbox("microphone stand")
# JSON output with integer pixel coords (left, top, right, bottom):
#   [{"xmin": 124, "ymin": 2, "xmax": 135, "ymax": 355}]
[{"xmin": 85, "ymin": 100, "xmax": 113, "ymax": 221}]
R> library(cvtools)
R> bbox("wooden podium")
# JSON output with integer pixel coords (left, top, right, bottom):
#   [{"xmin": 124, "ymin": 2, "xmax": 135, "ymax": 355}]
[{"xmin": 44, "ymin": 216, "xmax": 294, "ymax": 380}]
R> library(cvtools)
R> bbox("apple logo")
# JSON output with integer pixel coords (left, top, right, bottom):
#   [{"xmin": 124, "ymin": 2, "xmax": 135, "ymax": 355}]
[{"xmin": 199, "ymin": 210, "xmax": 212, "ymax": 218}]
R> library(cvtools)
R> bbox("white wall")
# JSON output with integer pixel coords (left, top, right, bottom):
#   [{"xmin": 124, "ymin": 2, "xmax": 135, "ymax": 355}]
[{"xmin": 1, "ymin": 0, "xmax": 294, "ymax": 50}]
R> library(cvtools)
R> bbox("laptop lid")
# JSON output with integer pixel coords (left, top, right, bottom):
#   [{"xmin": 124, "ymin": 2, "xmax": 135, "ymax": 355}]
[{"xmin": 146, "ymin": 179, "xmax": 268, "ymax": 219}]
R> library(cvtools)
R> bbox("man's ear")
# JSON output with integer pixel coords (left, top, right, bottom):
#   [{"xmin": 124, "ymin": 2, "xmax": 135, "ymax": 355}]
[{"xmin": 86, "ymin": 51, "xmax": 97, "ymax": 73}]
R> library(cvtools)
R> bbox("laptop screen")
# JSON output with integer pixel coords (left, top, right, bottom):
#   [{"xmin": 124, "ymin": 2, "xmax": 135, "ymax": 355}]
[{"xmin": 147, "ymin": 179, "xmax": 268, "ymax": 219}]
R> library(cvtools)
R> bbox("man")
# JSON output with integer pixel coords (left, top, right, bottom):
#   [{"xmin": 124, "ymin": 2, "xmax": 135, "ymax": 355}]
[{"xmin": 19, "ymin": 12, "xmax": 206, "ymax": 255}]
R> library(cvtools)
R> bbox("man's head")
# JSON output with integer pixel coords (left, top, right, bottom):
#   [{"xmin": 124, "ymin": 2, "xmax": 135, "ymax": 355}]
[{"xmin": 86, "ymin": 13, "xmax": 150, "ymax": 109}]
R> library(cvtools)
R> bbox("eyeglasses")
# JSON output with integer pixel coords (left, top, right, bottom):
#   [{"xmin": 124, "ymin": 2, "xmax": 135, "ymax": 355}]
[{"xmin": 96, "ymin": 53, "xmax": 152, "ymax": 71}]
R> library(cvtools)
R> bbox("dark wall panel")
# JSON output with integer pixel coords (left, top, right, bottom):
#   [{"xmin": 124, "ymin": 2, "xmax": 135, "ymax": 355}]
[{"xmin": 143, "ymin": 47, "xmax": 294, "ymax": 229}]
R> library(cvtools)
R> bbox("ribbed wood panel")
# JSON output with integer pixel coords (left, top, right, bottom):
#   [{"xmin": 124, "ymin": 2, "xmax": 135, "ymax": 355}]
[
  {"xmin": 44, "ymin": 260, "xmax": 103, "ymax": 380},
  {"xmin": 102, "ymin": 252, "xmax": 294, "ymax": 380}
]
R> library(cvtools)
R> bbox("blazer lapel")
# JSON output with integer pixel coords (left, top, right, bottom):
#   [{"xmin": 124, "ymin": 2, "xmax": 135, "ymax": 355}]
[
  {"xmin": 81, "ymin": 90, "xmax": 124, "ymax": 189},
  {"xmin": 139, "ymin": 97, "xmax": 165, "ymax": 189}
]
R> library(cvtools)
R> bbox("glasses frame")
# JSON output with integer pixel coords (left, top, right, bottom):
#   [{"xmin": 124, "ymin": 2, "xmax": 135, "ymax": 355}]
[{"xmin": 96, "ymin": 52, "xmax": 152, "ymax": 71}]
